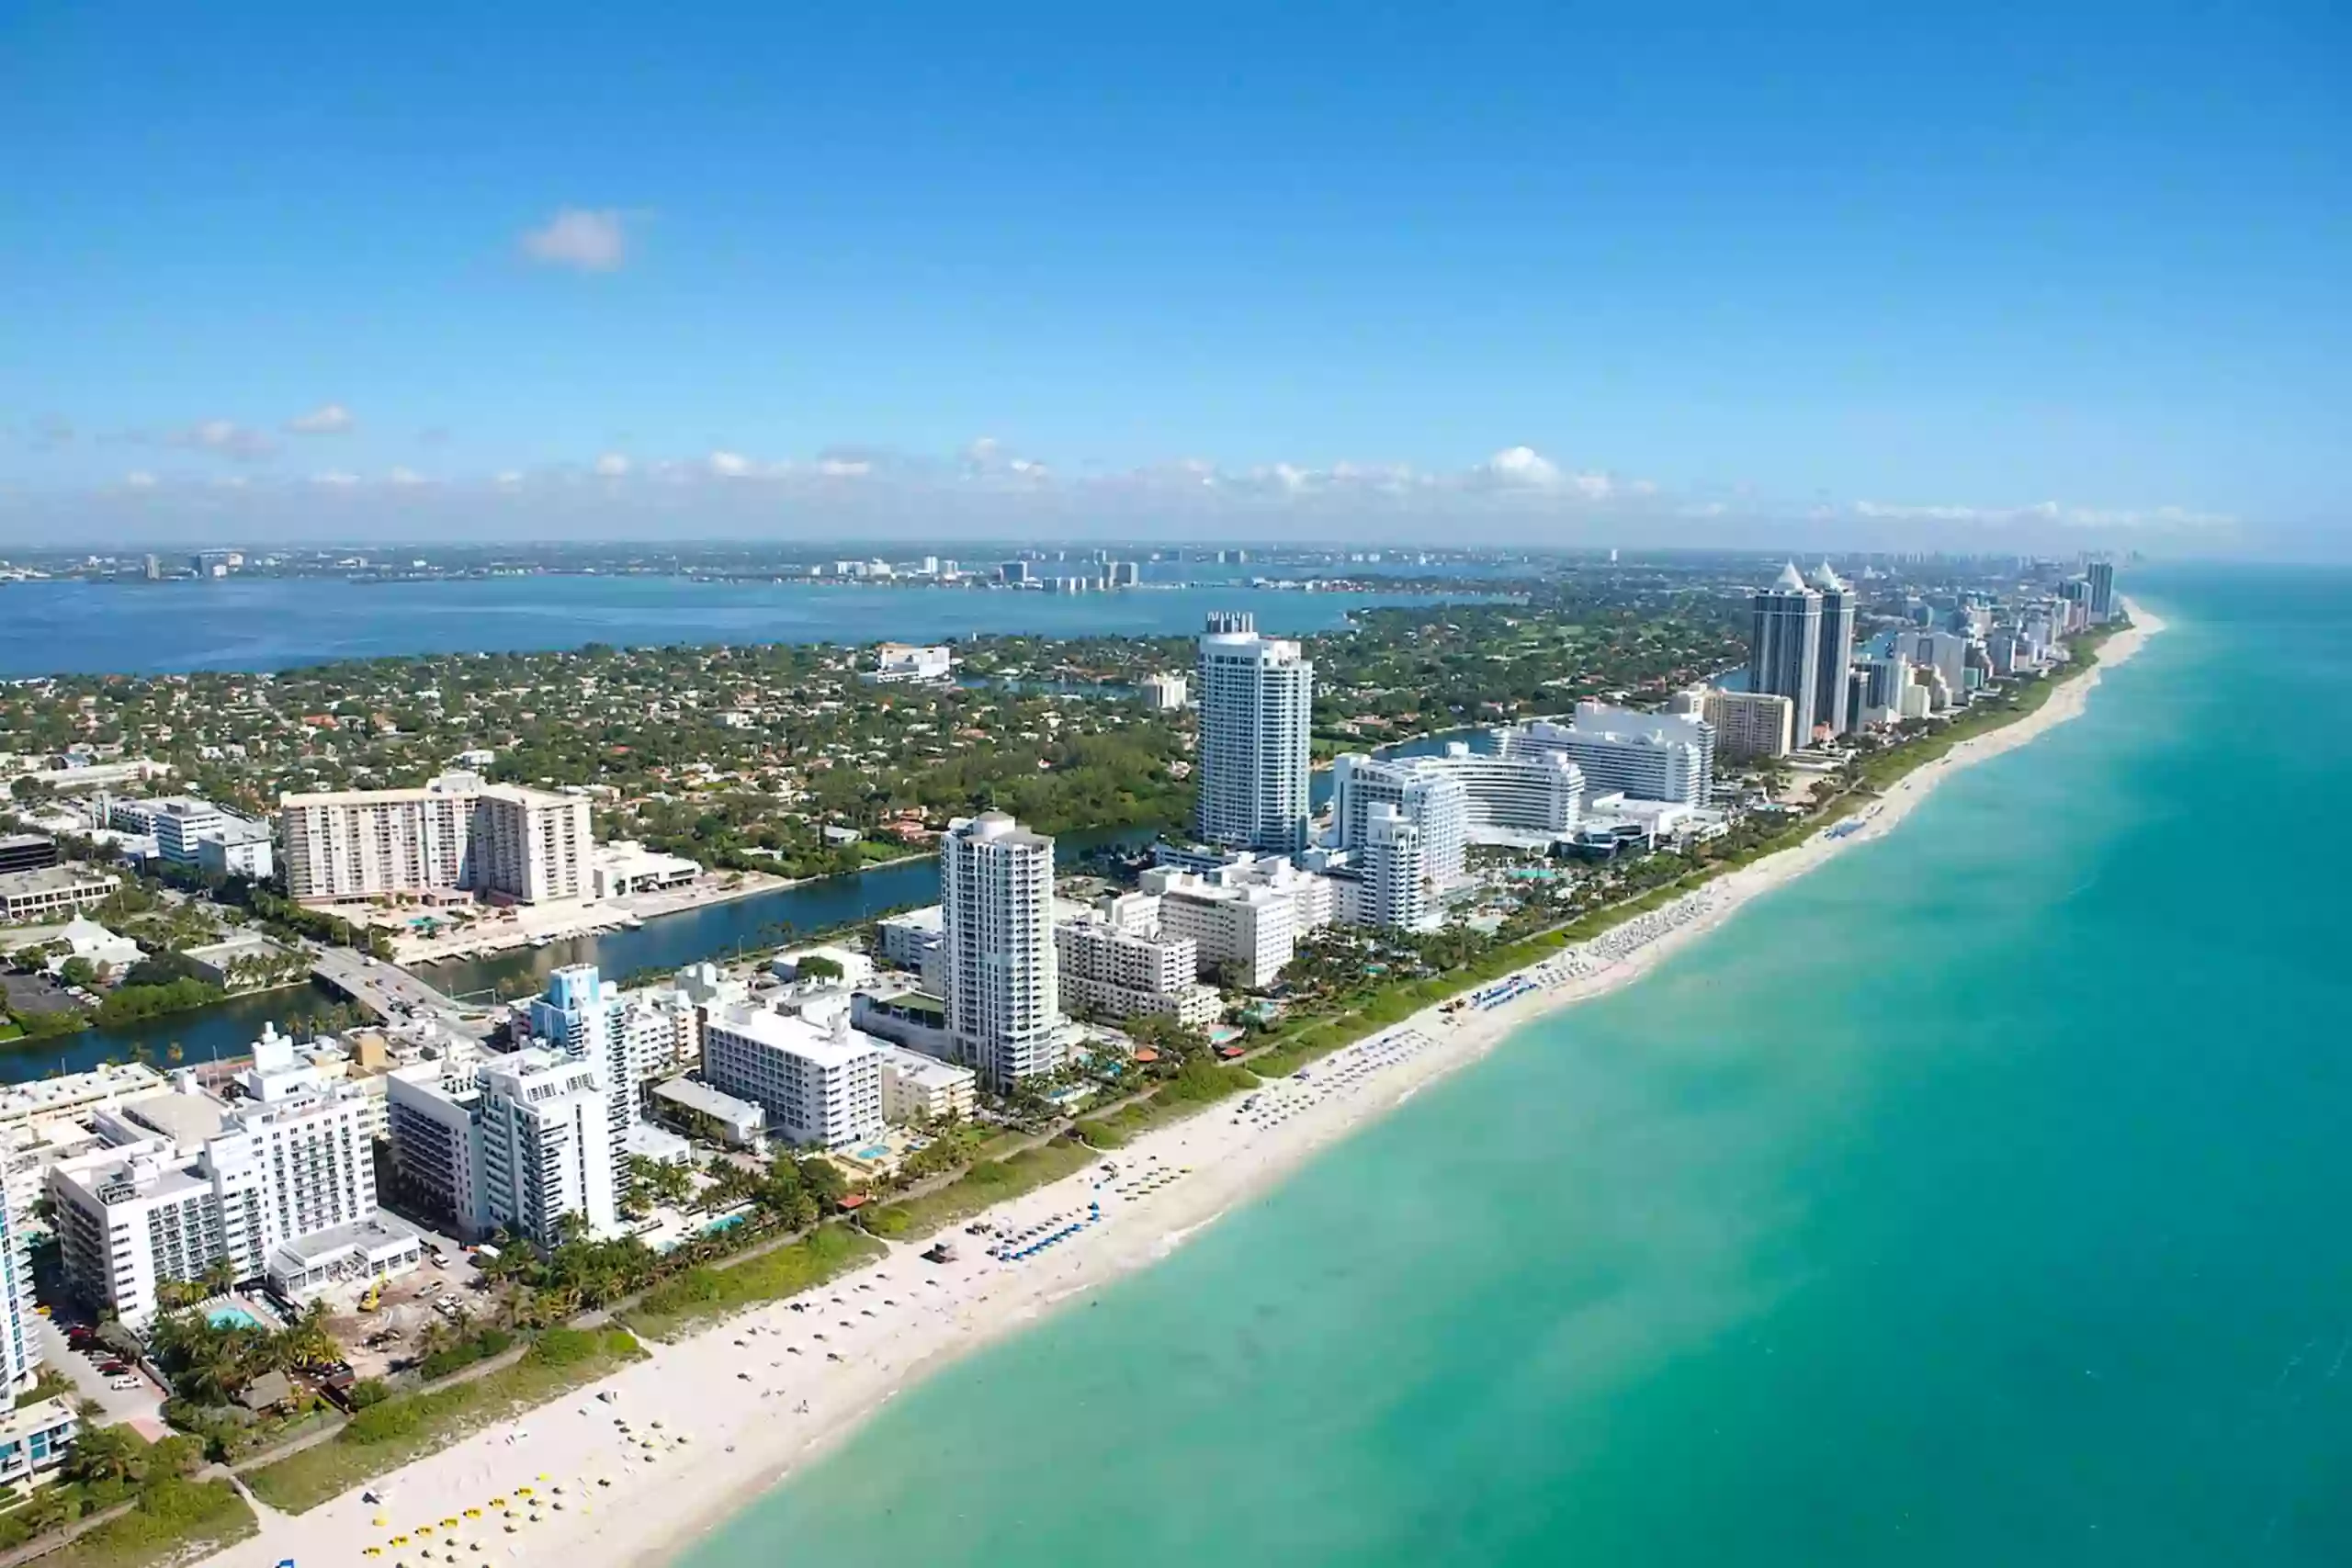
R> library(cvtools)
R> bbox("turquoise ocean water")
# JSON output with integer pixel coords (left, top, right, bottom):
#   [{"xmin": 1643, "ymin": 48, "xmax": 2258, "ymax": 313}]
[{"xmin": 729, "ymin": 567, "xmax": 2346, "ymax": 1561}]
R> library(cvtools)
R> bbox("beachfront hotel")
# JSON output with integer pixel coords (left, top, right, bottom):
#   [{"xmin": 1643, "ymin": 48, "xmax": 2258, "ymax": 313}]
[
  {"xmin": 1504, "ymin": 703, "xmax": 1715, "ymax": 808},
  {"xmin": 941, "ymin": 812, "xmax": 1065, "ymax": 1089},
  {"xmin": 1053, "ymin": 896, "xmax": 1223, "ymax": 1028},
  {"xmin": 385, "ymin": 1048, "xmax": 618, "ymax": 1248},
  {"xmin": 50, "ymin": 1033, "xmax": 387, "ymax": 1325},
  {"xmin": 1748, "ymin": 562, "xmax": 1823, "ymax": 739},
  {"xmin": 699, "ymin": 1004, "xmax": 888, "ymax": 1151},
  {"xmin": 277, "ymin": 771, "xmax": 593, "ymax": 906},
  {"xmin": 1193, "ymin": 612, "xmax": 1315, "ymax": 854},
  {"xmin": 0, "ymin": 1182, "xmax": 37, "ymax": 1393}
]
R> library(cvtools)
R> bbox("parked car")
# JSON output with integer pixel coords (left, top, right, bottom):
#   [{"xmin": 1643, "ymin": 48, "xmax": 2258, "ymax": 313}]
[{"xmin": 107, "ymin": 1376, "xmax": 141, "ymax": 1391}]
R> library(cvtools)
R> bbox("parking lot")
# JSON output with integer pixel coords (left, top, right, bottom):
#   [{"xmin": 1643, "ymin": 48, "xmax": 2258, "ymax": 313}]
[{"xmin": 35, "ymin": 1314, "xmax": 165, "ymax": 1436}]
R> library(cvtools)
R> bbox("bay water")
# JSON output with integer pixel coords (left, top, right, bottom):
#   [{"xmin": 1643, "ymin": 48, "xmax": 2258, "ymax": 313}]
[{"xmin": 677, "ymin": 563, "xmax": 2352, "ymax": 1564}]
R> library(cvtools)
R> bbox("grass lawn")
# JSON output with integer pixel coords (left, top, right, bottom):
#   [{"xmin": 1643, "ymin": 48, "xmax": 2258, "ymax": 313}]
[
  {"xmin": 34, "ymin": 1481, "xmax": 255, "ymax": 1568},
  {"xmin": 1076, "ymin": 1063, "xmax": 1258, "ymax": 1147},
  {"xmin": 620, "ymin": 1224, "xmax": 886, "ymax": 1342},
  {"xmin": 243, "ymin": 1328, "xmax": 646, "ymax": 1515},
  {"xmin": 861, "ymin": 1136, "xmax": 1102, "ymax": 1241}
]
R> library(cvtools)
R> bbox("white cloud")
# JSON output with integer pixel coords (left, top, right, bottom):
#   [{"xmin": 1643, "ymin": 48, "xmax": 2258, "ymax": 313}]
[
  {"xmin": 707, "ymin": 450, "xmax": 752, "ymax": 478},
  {"xmin": 285, "ymin": 402, "xmax": 355, "ymax": 435},
  {"xmin": 1480, "ymin": 445, "xmax": 1561, "ymax": 487},
  {"xmin": 311, "ymin": 470, "xmax": 359, "ymax": 488},
  {"xmin": 815, "ymin": 457, "xmax": 871, "ymax": 478},
  {"xmin": 173, "ymin": 419, "xmax": 277, "ymax": 461},
  {"xmin": 594, "ymin": 453, "xmax": 631, "ymax": 478},
  {"xmin": 387, "ymin": 467, "xmax": 428, "ymax": 487},
  {"xmin": 492, "ymin": 470, "xmax": 526, "ymax": 489},
  {"xmin": 123, "ymin": 469, "xmax": 157, "ymax": 488},
  {"xmin": 520, "ymin": 209, "xmax": 631, "ymax": 272}
]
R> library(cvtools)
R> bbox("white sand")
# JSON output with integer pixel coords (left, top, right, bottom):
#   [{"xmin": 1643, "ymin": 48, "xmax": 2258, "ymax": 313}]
[{"xmin": 217, "ymin": 603, "xmax": 2164, "ymax": 1568}]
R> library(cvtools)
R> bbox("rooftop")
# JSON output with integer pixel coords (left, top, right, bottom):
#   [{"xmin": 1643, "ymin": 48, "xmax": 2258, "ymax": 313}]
[
  {"xmin": 707, "ymin": 1003, "xmax": 886, "ymax": 1069},
  {"xmin": 0, "ymin": 863, "xmax": 119, "ymax": 895},
  {"xmin": 268, "ymin": 1210, "xmax": 424, "ymax": 1269},
  {"xmin": 651, "ymin": 1077, "xmax": 765, "ymax": 1123},
  {"xmin": 113, "ymin": 1088, "xmax": 231, "ymax": 1148}
]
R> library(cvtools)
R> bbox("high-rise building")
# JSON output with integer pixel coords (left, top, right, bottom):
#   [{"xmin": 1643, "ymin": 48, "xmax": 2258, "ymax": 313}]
[
  {"xmin": 1140, "ymin": 671, "xmax": 1188, "ymax": 710},
  {"xmin": 1327, "ymin": 754, "xmax": 1469, "ymax": 885},
  {"xmin": 1193, "ymin": 615, "xmax": 1314, "ymax": 852},
  {"xmin": 1360, "ymin": 804, "xmax": 1441, "ymax": 931},
  {"xmin": 1807, "ymin": 562, "xmax": 1858, "ymax": 737},
  {"xmin": 51, "ymin": 1032, "xmax": 385, "ymax": 1325},
  {"xmin": 1054, "ymin": 898, "xmax": 1220, "ymax": 1028},
  {"xmin": 0, "ymin": 1179, "xmax": 37, "ymax": 1391},
  {"xmin": 527, "ymin": 965, "xmax": 649, "ymax": 1192},
  {"xmin": 1748, "ymin": 563, "xmax": 1823, "ymax": 744},
  {"xmin": 279, "ymin": 773, "xmax": 592, "ymax": 905},
  {"xmin": 1907, "ymin": 629, "xmax": 1973, "ymax": 710},
  {"xmin": 940, "ymin": 812, "xmax": 1062, "ymax": 1089},
  {"xmin": 1136, "ymin": 868, "xmax": 1300, "ymax": 988},
  {"xmin": 1506, "ymin": 703, "xmax": 1715, "ymax": 807},
  {"xmin": 701, "ymin": 1005, "xmax": 887, "ymax": 1150},
  {"xmin": 1701, "ymin": 689, "xmax": 1796, "ymax": 761},
  {"xmin": 2087, "ymin": 560, "xmax": 2116, "ymax": 621},
  {"xmin": 386, "ymin": 1047, "xmax": 617, "ymax": 1247}
]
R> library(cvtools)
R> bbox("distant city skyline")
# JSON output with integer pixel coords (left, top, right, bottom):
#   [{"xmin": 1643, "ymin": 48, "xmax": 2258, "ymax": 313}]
[{"xmin": 4, "ymin": 4, "xmax": 2345, "ymax": 556}]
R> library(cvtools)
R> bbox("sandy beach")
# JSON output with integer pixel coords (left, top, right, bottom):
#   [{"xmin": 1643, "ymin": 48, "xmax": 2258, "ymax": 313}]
[{"xmin": 212, "ymin": 604, "xmax": 2163, "ymax": 1568}]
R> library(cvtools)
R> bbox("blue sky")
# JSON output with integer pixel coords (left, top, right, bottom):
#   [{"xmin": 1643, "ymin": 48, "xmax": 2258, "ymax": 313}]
[{"xmin": 3, "ymin": 1, "xmax": 2346, "ymax": 550}]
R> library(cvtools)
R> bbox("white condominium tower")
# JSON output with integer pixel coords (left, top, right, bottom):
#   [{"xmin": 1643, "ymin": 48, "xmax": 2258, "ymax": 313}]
[
  {"xmin": 279, "ymin": 771, "xmax": 592, "ymax": 905},
  {"xmin": 1748, "ymin": 563, "xmax": 1822, "ymax": 745},
  {"xmin": 1807, "ymin": 561, "xmax": 1859, "ymax": 737},
  {"xmin": 0, "ymin": 1182, "xmax": 36, "ymax": 1389},
  {"xmin": 385, "ymin": 1048, "xmax": 618, "ymax": 1247},
  {"xmin": 1193, "ymin": 613, "xmax": 1315, "ymax": 853},
  {"xmin": 1327, "ymin": 753, "xmax": 1469, "ymax": 883},
  {"xmin": 941, "ymin": 812, "xmax": 1062, "ymax": 1089},
  {"xmin": 1361, "ymin": 804, "xmax": 1441, "ymax": 931}
]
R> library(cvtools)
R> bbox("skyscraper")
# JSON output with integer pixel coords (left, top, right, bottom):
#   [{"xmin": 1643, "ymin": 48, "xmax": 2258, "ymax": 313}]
[
  {"xmin": 941, "ymin": 812, "xmax": 1062, "ymax": 1089},
  {"xmin": 1748, "ymin": 563, "xmax": 1822, "ymax": 745},
  {"xmin": 0, "ymin": 1179, "xmax": 37, "ymax": 1391},
  {"xmin": 2087, "ymin": 560, "xmax": 2116, "ymax": 621},
  {"xmin": 1808, "ymin": 561, "xmax": 1858, "ymax": 737},
  {"xmin": 1193, "ymin": 615, "xmax": 1314, "ymax": 852}
]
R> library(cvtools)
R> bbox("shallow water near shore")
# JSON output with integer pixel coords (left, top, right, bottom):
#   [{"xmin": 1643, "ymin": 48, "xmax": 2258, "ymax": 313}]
[{"xmin": 676, "ymin": 564, "xmax": 2352, "ymax": 1566}]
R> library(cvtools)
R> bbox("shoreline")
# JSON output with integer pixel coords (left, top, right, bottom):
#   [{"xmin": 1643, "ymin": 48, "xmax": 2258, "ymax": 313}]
[{"xmin": 209, "ymin": 604, "xmax": 2164, "ymax": 1568}]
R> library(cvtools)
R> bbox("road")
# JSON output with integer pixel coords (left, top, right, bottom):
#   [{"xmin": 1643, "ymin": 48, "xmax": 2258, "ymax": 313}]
[{"xmin": 307, "ymin": 946, "xmax": 479, "ymax": 1030}]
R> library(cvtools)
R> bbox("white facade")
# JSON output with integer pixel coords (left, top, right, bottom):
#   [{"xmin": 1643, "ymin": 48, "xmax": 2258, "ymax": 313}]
[
  {"xmin": 50, "ymin": 1050, "xmax": 377, "ymax": 1327},
  {"xmin": 1701, "ymin": 689, "xmax": 1795, "ymax": 761},
  {"xmin": 1138, "ymin": 867, "xmax": 1297, "ymax": 989},
  {"xmin": 876, "ymin": 1045, "xmax": 978, "ymax": 1125},
  {"xmin": 1506, "ymin": 702, "xmax": 1714, "ymax": 807},
  {"xmin": 1907, "ymin": 629, "xmax": 1973, "ymax": 709},
  {"xmin": 149, "ymin": 797, "xmax": 227, "ymax": 866},
  {"xmin": 941, "ymin": 812, "xmax": 1063, "ymax": 1089},
  {"xmin": 386, "ymin": 1048, "xmax": 618, "ymax": 1248},
  {"xmin": 1054, "ymin": 904, "xmax": 1221, "ymax": 1028},
  {"xmin": 1140, "ymin": 671, "xmax": 1188, "ymax": 711},
  {"xmin": 1360, "ymin": 804, "xmax": 1441, "ymax": 931},
  {"xmin": 196, "ymin": 818, "xmax": 275, "ymax": 880},
  {"xmin": 1328, "ymin": 754, "xmax": 1469, "ymax": 879},
  {"xmin": 278, "ymin": 772, "xmax": 592, "ymax": 905},
  {"xmin": 701, "ymin": 1006, "xmax": 887, "ymax": 1150},
  {"xmin": 876, "ymin": 905, "xmax": 945, "ymax": 978},
  {"xmin": 527, "ymin": 964, "xmax": 652, "ymax": 1193},
  {"xmin": 0, "ymin": 866, "xmax": 120, "ymax": 920},
  {"xmin": 0, "ymin": 1179, "xmax": 37, "ymax": 1391},
  {"xmin": 1193, "ymin": 615, "xmax": 1315, "ymax": 853},
  {"xmin": 865, "ymin": 643, "xmax": 954, "ymax": 683}
]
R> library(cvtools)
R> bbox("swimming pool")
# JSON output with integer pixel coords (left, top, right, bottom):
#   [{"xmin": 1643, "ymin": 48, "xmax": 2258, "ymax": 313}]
[
  {"xmin": 853, "ymin": 1145, "xmax": 891, "ymax": 1162},
  {"xmin": 208, "ymin": 1306, "xmax": 262, "ymax": 1329}
]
